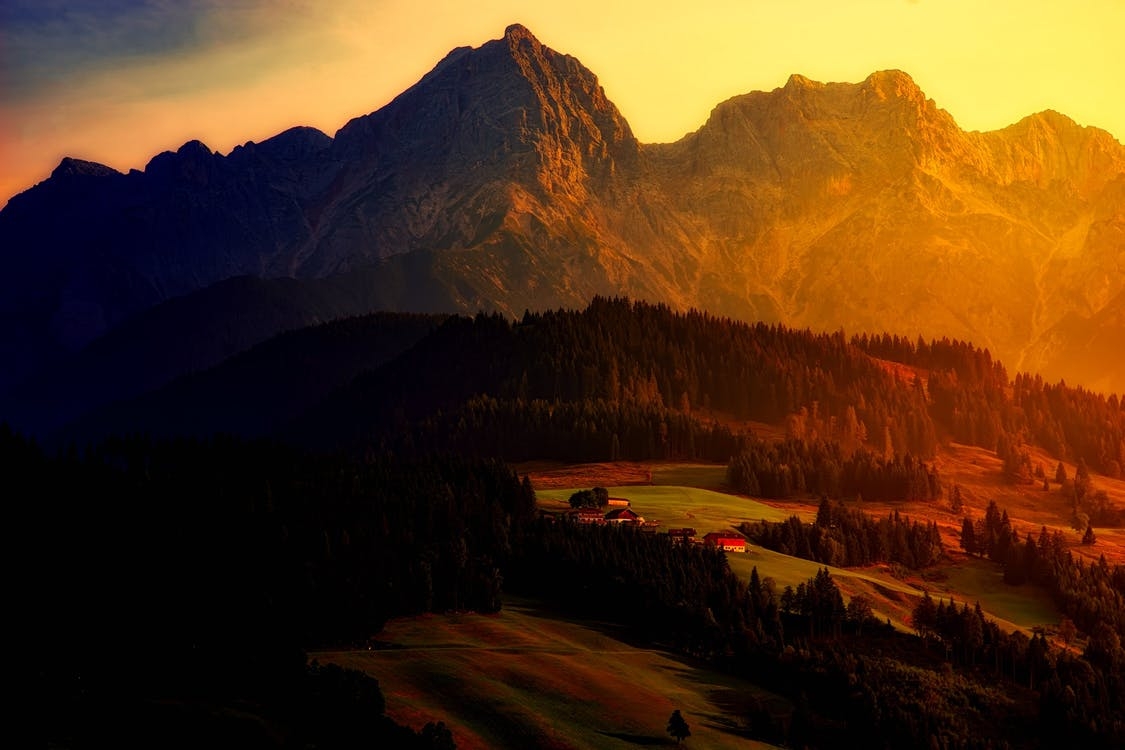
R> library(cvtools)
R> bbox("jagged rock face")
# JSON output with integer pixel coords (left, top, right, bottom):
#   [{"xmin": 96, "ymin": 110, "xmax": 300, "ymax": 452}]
[
  {"xmin": 314, "ymin": 23, "xmax": 640, "ymax": 276},
  {"xmin": 2, "ymin": 25, "xmax": 1124, "ymax": 396},
  {"xmin": 0, "ymin": 128, "xmax": 332, "ymax": 387},
  {"xmin": 649, "ymin": 70, "xmax": 1125, "ymax": 384}
]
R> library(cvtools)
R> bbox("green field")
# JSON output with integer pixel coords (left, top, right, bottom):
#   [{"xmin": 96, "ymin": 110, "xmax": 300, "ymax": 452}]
[
  {"xmin": 319, "ymin": 600, "xmax": 784, "ymax": 750},
  {"xmin": 929, "ymin": 557, "xmax": 1060, "ymax": 630},
  {"xmin": 536, "ymin": 484, "xmax": 797, "ymax": 530},
  {"xmin": 650, "ymin": 463, "xmax": 729, "ymax": 490},
  {"xmin": 538, "ymin": 483, "xmax": 1060, "ymax": 635}
]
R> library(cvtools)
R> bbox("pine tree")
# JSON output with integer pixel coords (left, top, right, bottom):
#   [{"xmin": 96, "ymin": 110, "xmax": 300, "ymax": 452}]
[
  {"xmin": 1083, "ymin": 523, "xmax": 1097, "ymax": 546},
  {"xmin": 960, "ymin": 517, "xmax": 977, "ymax": 557},
  {"xmin": 667, "ymin": 710, "xmax": 691, "ymax": 744}
]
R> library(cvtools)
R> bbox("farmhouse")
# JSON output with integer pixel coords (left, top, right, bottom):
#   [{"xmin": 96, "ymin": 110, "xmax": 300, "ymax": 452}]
[
  {"xmin": 703, "ymin": 532, "xmax": 747, "ymax": 553},
  {"xmin": 604, "ymin": 507, "xmax": 644, "ymax": 524},
  {"xmin": 667, "ymin": 527, "xmax": 697, "ymax": 543},
  {"xmin": 607, "ymin": 497, "xmax": 631, "ymax": 507},
  {"xmin": 571, "ymin": 508, "xmax": 605, "ymax": 524}
]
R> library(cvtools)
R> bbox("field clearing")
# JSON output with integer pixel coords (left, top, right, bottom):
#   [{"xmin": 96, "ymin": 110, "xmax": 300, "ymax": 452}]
[
  {"xmin": 725, "ymin": 548, "xmax": 925, "ymax": 631},
  {"xmin": 535, "ymin": 484, "xmax": 799, "ymax": 529},
  {"xmin": 931, "ymin": 557, "xmax": 1060, "ymax": 628},
  {"xmin": 932, "ymin": 442, "xmax": 1125, "ymax": 567},
  {"xmin": 318, "ymin": 600, "xmax": 784, "ymax": 750},
  {"xmin": 535, "ymin": 479, "xmax": 1065, "ymax": 635},
  {"xmin": 525, "ymin": 437, "xmax": 1125, "ymax": 637},
  {"xmin": 517, "ymin": 460, "xmax": 734, "ymax": 492},
  {"xmin": 537, "ymin": 484, "xmax": 932, "ymax": 628}
]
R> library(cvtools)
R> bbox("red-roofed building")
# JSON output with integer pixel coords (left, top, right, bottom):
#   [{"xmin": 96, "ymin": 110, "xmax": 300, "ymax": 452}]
[
  {"xmin": 703, "ymin": 533, "xmax": 747, "ymax": 553},
  {"xmin": 607, "ymin": 497, "xmax": 631, "ymax": 507},
  {"xmin": 604, "ymin": 507, "xmax": 644, "ymax": 524}
]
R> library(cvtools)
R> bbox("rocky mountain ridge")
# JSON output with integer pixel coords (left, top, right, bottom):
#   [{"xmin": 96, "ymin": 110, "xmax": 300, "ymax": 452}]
[{"xmin": 2, "ymin": 23, "xmax": 1123, "ymax": 417}]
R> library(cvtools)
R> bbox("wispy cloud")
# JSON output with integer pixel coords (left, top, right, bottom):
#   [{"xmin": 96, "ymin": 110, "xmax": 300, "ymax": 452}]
[
  {"xmin": 0, "ymin": 0, "xmax": 337, "ymax": 104},
  {"xmin": 2, "ymin": 0, "xmax": 204, "ymax": 102}
]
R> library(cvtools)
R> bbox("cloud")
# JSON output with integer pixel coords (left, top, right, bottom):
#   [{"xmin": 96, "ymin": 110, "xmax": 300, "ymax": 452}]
[{"xmin": 0, "ymin": 0, "xmax": 337, "ymax": 104}]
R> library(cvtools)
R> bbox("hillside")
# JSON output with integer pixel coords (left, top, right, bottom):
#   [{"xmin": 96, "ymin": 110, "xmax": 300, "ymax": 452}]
[
  {"xmin": 3, "ymin": 24, "xmax": 1124, "ymax": 415},
  {"xmin": 321, "ymin": 601, "xmax": 785, "ymax": 750},
  {"xmin": 64, "ymin": 298, "xmax": 1125, "ymax": 495},
  {"xmin": 60, "ymin": 311, "xmax": 441, "ymax": 440}
]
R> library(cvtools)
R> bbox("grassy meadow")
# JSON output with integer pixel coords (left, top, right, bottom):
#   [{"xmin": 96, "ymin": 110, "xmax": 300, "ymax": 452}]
[
  {"xmin": 528, "ymin": 451, "xmax": 1090, "ymax": 636},
  {"xmin": 319, "ymin": 600, "xmax": 785, "ymax": 750}
]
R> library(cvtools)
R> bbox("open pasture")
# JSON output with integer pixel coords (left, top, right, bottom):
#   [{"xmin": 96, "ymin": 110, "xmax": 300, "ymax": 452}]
[{"xmin": 319, "ymin": 600, "xmax": 785, "ymax": 750}]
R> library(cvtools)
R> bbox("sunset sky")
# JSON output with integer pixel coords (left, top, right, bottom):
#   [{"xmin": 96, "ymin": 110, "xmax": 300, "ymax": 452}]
[{"xmin": 2, "ymin": 0, "xmax": 1123, "ymax": 206}]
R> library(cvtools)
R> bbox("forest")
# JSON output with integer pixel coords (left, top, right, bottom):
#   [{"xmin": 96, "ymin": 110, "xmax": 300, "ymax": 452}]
[
  {"xmin": 727, "ymin": 436, "xmax": 942, "ymax": 502},
  {"xmin": 64, "ymin": 299, "xmax": 1125, "ymax": 480},
  {"xmin": 266, "ymin": 300, "xmax": 1125, "ymax": 485}
]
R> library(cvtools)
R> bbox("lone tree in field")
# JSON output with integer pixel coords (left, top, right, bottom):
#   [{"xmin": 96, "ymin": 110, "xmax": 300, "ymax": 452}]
[
  {"xmin": 950, "ymin": 484, "xmax": 963, "ymax": 514},
  {"xmin": 1083, "ymin": 522, "xmax": 1097, "ymax": 546},
  {"xmin": 1055, "ymin": 461, "xmax": 1068, "ymax": 485},
  {"xmin": 667, "ymin": 709, "xmax": 691, "ymax": 744}
]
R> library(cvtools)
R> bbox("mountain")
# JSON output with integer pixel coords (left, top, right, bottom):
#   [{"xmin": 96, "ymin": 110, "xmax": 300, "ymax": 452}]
[
  {"xmin": 650, "ymin": 79, "xmax": 1125, "ymax": 380},
  {"xmin": 3, "ymin": 24, "xmax": 1125, "ymax": 431}
]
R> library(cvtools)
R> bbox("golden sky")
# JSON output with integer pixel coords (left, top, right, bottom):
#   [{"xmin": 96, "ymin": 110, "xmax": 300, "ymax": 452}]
[{"xmin": 2, "ymin": 0, "xmax": 1123, "ymax": 206}]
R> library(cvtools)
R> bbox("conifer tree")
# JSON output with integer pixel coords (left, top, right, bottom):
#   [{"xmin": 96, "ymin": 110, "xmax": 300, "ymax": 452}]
[
  {"xmin": 667, "ymin": 710, "xmax": 691, "ymax": 744},
  {"xmin": 1083, "ymin": 522, "xmax": 1097, "ymax": 546}
]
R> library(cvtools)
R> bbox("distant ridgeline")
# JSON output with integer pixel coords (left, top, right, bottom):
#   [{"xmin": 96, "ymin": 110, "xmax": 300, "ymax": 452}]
[{"xmin": 60, "ymin": 297, "xmax": 1125, "ymax": 485}]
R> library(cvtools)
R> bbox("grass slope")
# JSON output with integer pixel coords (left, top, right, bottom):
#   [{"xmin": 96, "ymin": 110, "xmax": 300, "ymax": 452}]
[
  {"xmin": 318, "ymin": 600, "xmax": 784, "ymax": 750},
  {"xmin": 534, "ymin": 471, "xmax": 1068, "ymax": 635}
]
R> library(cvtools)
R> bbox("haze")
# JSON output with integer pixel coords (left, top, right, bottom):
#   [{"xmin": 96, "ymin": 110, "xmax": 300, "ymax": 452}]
[{"xmin": 2, "ymin": 0, "xmax": 1123, "ymax": 207}]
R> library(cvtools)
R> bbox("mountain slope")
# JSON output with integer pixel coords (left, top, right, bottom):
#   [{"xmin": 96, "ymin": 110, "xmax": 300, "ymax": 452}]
[
  {"xmin": 2, "ymin": 24, "xmax": 1124, "ymax": 414},
  {"xmin": 648, "ymin": 73, "xmax": 1125, "ymax": 376}
]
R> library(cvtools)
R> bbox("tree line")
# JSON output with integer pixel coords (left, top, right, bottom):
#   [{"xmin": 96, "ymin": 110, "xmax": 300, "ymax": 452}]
[
  {"xmin": 855, "ymin": 332, "xmax": 1125, "ymax": 477},
  {"xmin": 960, "ymin": 500, "xmax": 1125, "ymax": 639},
  {"xmin": 727, "ymin": 436, "xmax": 942, "ymax": 502},
  {"xmin": 294, "ymin": 298, "xmax": 940, "ymax": 459},
  {"xmin": 742, "ymin": 497, "xmax": 944, "ymax": 569}
]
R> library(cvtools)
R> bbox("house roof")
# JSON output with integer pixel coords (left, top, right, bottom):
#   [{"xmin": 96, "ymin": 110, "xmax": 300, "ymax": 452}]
[
  {"xmin": 604, "ymin": 507, "xmax": 641, "ymax": 520},
  {"xmin": 703, "ymin": 532, "xmax": 746, "ymax": 543}
]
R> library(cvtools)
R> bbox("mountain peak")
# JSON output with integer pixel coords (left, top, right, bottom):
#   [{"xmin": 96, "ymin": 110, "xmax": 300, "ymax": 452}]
[
  {"xmin": 504, "ymin": 23, "xmax": 539, "ymax": 45},
  {"xmin": 862, "ymin": 69, "xmax": 923, "ymax": 102},
  {"xmin": 50, "ymin": 157, "xmax": 120, "ymax": 180},
  {"xmin": 784, "ymin": 74, "xmax": 824, "ymax": 91}
]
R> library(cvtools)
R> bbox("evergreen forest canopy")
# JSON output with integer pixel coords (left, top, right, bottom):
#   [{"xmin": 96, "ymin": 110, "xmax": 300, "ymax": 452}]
[
  {"xmin": 276, "ymin": 298, "xmax": 1125, "ymax": 478},
  {"xmin": 62, "ymin": 298, "xmax": 1125, "ymax": 478}
]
